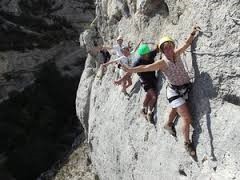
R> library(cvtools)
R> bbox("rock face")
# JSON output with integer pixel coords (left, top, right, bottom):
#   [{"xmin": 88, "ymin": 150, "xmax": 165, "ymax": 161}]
[
  {"xmin": 45, "ymin": 143, "xmax": 97, "ymax": 180},
  {"xmin": 0, "ymin": 0, "xmax": 95, "ymax": 179},
  {"xmin": 0, "ymin": 0, "xmax": 95, "ymax": 101},
  {"xmin": 76, "ymin": 0, "xmax": 240, "ymax": 179}
]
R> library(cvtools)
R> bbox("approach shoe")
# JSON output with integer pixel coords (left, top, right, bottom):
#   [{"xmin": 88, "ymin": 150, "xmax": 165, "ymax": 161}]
[
  {"xmin": 146, "ymin": 112, "xmax": 154, "ymax": 124},
  {"xmin": 184, "ymin": 141, "xmax": 196, "ymax": 157},
  {"xmin": 120, "ymin": 90, "xmax": 130, "ymax": 97},
  {"xmin": 164, "ymin": 123, "xmax": 176, "ymax": 137},
  {"xmin": 123, "ymin": 91, "xmax": 130, "ymax": 97},
  {"xmin": 140, "ymin": 107, "xmax": 147, "ymax": 115}
]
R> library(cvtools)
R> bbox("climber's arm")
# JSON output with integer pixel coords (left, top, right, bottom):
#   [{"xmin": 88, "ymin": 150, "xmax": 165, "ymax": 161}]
[
  {"xmin": 175, "ymin": 26, "xmax": 200, "ymax": 55},
  {"xmin": 122, "ymin": 60, "xmax": 166, "ymax": 73},
  {"xmin": 103, "ymin": 57, "xmax": 122, "ymax": 67}
]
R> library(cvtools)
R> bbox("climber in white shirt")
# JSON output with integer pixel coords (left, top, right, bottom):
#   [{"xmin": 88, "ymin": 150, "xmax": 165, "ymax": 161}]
[
  {"xmin": 102, "ymin": 46, "xmax": 132, "ymax": 95},
  {"xmin": 101, "ymin": 35, "xmax": 124, "ymax": 57}
]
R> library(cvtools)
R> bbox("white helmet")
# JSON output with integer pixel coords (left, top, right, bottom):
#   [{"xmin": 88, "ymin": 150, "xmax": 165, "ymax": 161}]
[{"xmin": 117, "ymin": 36, "xmax": 123, "ymax": 41}]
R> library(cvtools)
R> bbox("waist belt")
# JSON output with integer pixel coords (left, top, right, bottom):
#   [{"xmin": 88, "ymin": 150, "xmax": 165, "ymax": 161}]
[
  {"xmin": 167, "ymin": 83, "xmax": 192, "ymax": 103},
  {"xmin": 168, "ymin": 83, "xmax": 192, "ymax": 91}
]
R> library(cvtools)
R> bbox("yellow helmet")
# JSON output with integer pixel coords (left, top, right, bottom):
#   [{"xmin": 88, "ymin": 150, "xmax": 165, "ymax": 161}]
[{"xmin": 159, "ymin": 36, "xmax": 174, "ymax": 50}]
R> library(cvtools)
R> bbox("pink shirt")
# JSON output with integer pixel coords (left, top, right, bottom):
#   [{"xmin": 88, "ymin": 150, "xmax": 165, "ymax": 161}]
[{"xmin": 162, "ymin": 55, "xmax": 190, "ymax": 86}]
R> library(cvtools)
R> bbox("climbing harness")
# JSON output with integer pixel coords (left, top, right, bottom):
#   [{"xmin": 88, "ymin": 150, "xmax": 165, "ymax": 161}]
[{"xmin": 167, "ymin": 83, "xmax": 192, "ymax": 103}]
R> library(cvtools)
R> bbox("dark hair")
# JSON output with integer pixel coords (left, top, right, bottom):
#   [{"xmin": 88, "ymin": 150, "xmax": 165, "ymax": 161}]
[{"xmin": 121, "ymin": 46, "xmax": 129, "ymax": 52}]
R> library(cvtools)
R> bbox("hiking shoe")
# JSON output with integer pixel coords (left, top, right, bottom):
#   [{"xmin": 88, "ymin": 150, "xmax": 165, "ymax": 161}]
[
  {"xmin": 121, "ymin": 91, "xmax": 130, "ymax": 97},
  {"xmin": 164, "ymin": 123, "xmax": 176, "ymax": 137},
  {"xmin": 184, "ymin": 142, "xmax": 196, "ymax": 157},
  {"xmin": 124, "ymin": 92, "xmax": 130, "ymax": 96},
  {"xmin": 140, "ymin": 107, "xmax": 147, "ymax": 115},
  {"xmin": 146, "ymin": 112, "xmax": 154, "ymax": 124}
]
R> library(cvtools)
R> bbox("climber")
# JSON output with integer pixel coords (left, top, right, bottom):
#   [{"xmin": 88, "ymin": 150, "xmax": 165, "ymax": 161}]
[
  {"xmin": 88, "ymin": 43, "xmax": 112, "ymax": 79},
  {"xmin": 113, "ymin": 38, "xmax": 143, "ymax": 84},
  {"xmin": 113, "ymin": 36, "xmax": 124, "ymax": 57},
  {"xmin": 97, "ymin": 38, "xmax": 143, "ymax": 79},
  {"xmin": 100, "ymin": 48, "xmax": 111, "ymax": 63},
  {"xmin": 101, "ymin": 35, "xmax": 125, "ymax": 57},
  {"xmin": 121, "ymin": 26, "xmax": 200, "ymax": 156},
  {"xmin": 90, "ymin": 40, "xmax": 111, "ymax": 63},
  {"xmin": 122, "ymin": 43, "xmax": 160, "ymax": 122},
  {"xmin": 95, "ymin": 48, "xmax": 112, "ymax": 79},
  {"xmin": 97, "ymin": 36, "xmax": 125, "ymax": 79},
  {"xmin": 102, "ymin": 46, "xmax": 133, "ymax": 95}
]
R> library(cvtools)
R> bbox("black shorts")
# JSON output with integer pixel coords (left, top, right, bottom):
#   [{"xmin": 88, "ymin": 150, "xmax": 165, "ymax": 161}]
[{"xmin": 141, "ymin": 80, "xmax": 157, "ymax": 92}]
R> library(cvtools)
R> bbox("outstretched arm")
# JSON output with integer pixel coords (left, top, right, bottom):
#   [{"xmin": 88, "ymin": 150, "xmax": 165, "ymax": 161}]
[
  {"xmin": 122, "ymin": 60, "xmax": 166, "ymax": 73},
  {"xmin": 175, "ymin": 26, "xmax": 200, "ymax": 55},
  {"xmin": 103, "ymin": 56, "xmax": 122, "ymax": 67}
]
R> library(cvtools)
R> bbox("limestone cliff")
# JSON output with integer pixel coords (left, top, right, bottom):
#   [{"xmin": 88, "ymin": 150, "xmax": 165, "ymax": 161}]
[
  {"xmin": 0, "ymin": 0, "xmax": 95, "ymax": 101},
  {"xmin": 76, "ymin": 0, "xmax": 240, "ymax": 179},
  {"xmin": 0, "ymin": 0, "xmax": 95, "ymax": 179}
]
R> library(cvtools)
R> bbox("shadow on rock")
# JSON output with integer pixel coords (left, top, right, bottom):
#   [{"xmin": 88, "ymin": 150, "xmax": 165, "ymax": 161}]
[{"xmin": 190, "ymin": 34, "xmax": 217, "ymax": 161}]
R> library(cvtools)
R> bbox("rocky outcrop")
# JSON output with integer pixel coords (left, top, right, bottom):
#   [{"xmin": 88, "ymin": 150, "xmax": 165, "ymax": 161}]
[
  {"xmin": 0, "ymin": 0, "xmax": 95, "ymax": 100},
  {"xmin": 0, "ymin": 0, "xmax": 95, "ymax": 179},
  {"xmin": 76, "ymin": 0, "xmax": 240, "ymax": 179},
  {"xmin": 42, "ymin": 143, "xmax": 97, "ymax": 180},
  {"xmin": 76, "ymin": 27, "xmax": 104, "ymax": 136}
]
